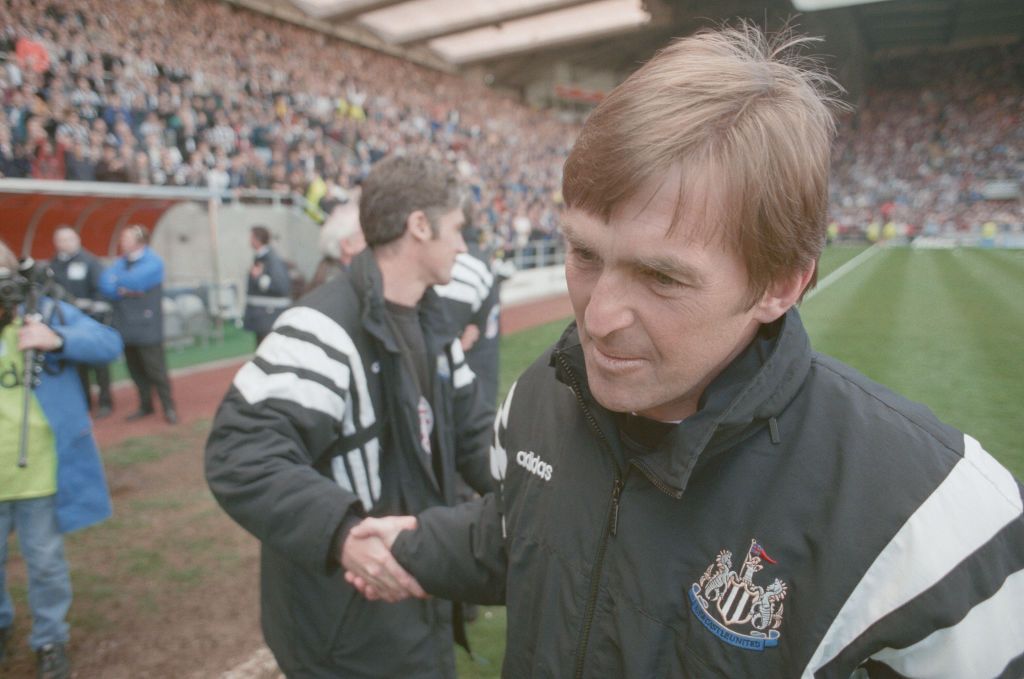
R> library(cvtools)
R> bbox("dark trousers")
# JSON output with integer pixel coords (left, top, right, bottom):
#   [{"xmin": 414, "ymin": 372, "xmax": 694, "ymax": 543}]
[
  {"xmin": 76, "ymin": 363, "xmax": 112, "ymax": 410},
  {"xmin": 124, "ymin": 343, "xmax": 175, "ymax": 413}
]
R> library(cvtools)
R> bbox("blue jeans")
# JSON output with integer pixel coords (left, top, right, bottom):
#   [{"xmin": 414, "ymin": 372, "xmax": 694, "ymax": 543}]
[{"xmin": 0, "ymin": 495, "xmax": 72, "ymax": 649}]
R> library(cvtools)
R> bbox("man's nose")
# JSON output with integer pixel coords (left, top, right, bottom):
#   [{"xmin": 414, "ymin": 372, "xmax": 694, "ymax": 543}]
[{"xmin": 584, "ymin": 272, "xmax": 634, "ymax": 339}]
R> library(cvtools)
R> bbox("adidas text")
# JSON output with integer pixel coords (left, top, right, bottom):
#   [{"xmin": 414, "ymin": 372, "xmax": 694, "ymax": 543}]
[{"xmin": 516, "ymin": 450, "xmax": 553, "ymax": 482}]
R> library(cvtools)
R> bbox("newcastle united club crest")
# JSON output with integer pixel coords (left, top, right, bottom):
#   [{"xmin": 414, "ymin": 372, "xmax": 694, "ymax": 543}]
[{"xmin": 688, "ymin": 539, "xmax": 788, "ymax": 651}]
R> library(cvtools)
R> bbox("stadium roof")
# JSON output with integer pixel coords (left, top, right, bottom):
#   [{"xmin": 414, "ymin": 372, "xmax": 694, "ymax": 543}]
[
  {"xmin": 280, "ymin": 0, "xmax": 653, "ymax": 64},
  {"xmin": 228, "ymin": 0, "xmax": 1024, "ymax": 80}
]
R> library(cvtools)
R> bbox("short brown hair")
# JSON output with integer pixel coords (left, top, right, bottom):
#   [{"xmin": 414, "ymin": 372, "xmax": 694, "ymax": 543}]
[
  {"xmin": 359, "ymin": 154, "xmax": 462, "ymax": 247},
  {"xmin": 251, "ymin": 225, "xmax": 270, "ymax": 245},
  {"xmin": 562, "ymin": 23, "xmax": 843, "ymax": 305}
]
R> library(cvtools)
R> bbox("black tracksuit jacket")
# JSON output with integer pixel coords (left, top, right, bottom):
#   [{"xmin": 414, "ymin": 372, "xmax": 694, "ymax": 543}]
[
  {"xmin": 206, "ymin": 250, "xmax": 494, "ymax": 678},
  {"xmin": 394, "ymin": 309, "xmax": 1024, "ymax": 678}
]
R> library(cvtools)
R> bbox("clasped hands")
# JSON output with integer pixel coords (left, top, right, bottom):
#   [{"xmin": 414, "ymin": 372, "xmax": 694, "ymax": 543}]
[{"xmin": 341, "ymin": 515, "xmax": 426, "ymax": 603}]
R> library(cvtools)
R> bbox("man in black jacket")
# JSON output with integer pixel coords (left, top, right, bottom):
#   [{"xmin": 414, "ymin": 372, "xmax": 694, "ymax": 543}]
[
  {"xmin": 49, "ymin": 227, "xmax": 114, "ymax": 417},
  {"xmin": 434, "ymin": 210, "xmax": 502, "ymax": 410},
  {"xmin": 205, "ymin": 154, "xmax": 495, "ymax": 678},
  {"xmin": 241, "ymin": 225, "xmax": 292, "ymax": 347},
  {"xmin": 349, "ymin": 25, "xmax": 1024, "ymax": 678}
]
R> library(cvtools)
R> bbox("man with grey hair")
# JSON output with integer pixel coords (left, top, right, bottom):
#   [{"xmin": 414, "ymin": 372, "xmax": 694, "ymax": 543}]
[
  {"xmin": 308, "ymin": 196, "xmax": 367, "ymax": 290},
  {"xmin": 206, "ymin": 154, "xmax": 495, "ymax": 677},
  {"xmin": 49, "ymin": 227, "xmax": 114, "ymax": 418}
]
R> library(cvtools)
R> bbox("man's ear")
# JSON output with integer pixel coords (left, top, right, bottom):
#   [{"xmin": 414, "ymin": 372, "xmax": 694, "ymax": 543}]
[
  {"xmin": 752, "ymin": 264, "xmax": 816, "ymax": 324},
  {"xmin": 406, "ymin": 210, "xmax": 432, "ymax": 242}
]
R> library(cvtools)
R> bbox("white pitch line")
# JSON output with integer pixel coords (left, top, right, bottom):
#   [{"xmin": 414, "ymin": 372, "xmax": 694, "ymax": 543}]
[
  {"xmin": 803, "ymin": 243, "xmax": 883, "ymax": 303},
  {"xmin": 220, "ymin": 646, "xmax": 282, "ymax": 679}
]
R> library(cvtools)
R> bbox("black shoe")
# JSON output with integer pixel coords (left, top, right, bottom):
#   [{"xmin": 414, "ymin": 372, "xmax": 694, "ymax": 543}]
[
  {"xmin": 0, "ymin": 627, "xmax": 8, "ymax": 664},
  {"xmin": 36, "ymin": 642, "xmax": 70, "ymax": 679},
  {"xmin": 125, "ymin": 409, "xmax": 154, "ymax": 422},
  {"xmin": 164, "ymin": 409, "xmax": 178, "ymax": 425},
  {"xmin": 95, "ymin": 405, "xmax": 113, "ymax": 419}
]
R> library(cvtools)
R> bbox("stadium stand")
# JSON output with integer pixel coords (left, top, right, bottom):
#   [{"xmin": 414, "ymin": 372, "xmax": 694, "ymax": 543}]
[
  {"xmin": 0, "ymin": 0, "xmax": 1020, "ymax": 247},
  {"xmin": 830, "ymin": 43, "xmax": 1024, "ymax": 239},
  {"xmin": 0, "ymin": 0, "xmax": 572, "ymax": 254}
]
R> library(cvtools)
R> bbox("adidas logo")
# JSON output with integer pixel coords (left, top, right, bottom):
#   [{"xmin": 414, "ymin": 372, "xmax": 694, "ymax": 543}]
[{"xmin": 516, "ymin": 450, "xmax": 553, "ymax": 482}]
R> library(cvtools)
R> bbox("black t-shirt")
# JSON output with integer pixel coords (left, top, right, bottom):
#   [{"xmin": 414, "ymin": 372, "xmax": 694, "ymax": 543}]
[
  {"xmin": 385, "ymin": 301, "xmax": 432, "ymax": 399},
  {"xmin": 385, "ymin": 301, "xmax": 443, "ymax": 489}
]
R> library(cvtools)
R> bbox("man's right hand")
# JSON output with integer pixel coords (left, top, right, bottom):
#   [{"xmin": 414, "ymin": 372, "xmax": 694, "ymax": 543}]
[{"xmin": 341, "ymin": 516, "xmax": 426, "ymax": 603}]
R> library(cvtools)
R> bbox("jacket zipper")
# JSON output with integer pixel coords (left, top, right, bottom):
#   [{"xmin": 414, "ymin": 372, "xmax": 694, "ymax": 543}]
[
  {"xmin": 630, "ymin": 457, "xmax": 684, "ymax": 499},
  {"xmin": 555, "ymin": 353, "xmax": 623, "ymax": 679}
]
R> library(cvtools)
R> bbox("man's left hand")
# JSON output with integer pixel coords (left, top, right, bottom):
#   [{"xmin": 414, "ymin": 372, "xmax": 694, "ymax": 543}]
[{"xmin": 18, "ymin": 317, "xmax": 63, "ymax": 352}]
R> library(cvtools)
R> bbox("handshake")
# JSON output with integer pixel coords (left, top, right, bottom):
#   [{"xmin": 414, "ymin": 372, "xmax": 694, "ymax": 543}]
[{"xmin": 340, "ymin": 515, "xmax": 427, "ymax": 603}]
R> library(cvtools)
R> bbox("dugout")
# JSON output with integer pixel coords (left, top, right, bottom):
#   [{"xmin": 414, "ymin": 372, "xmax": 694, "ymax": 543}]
[{"xmin": 0, "ymin": 178, "xmax": 321, "ymax": 328}]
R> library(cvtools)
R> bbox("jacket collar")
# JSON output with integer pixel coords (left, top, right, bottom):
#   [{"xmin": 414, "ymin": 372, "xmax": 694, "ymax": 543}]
[
  {"xmin": 550, "ymin": 307, "xmax": 812, "ymax": 497},
  {"xmin": 348, "ymin": 249, "xmax": 457, "ymax": 355}
]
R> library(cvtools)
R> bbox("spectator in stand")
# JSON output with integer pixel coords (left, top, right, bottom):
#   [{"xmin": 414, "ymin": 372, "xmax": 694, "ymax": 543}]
[
  {"xmin": 64, "ymin": 139, "xmax": 96, "ymax": 181},
  {"xmin": 94, "ymin": 144, "xmax": 128, "ymax": 183}
]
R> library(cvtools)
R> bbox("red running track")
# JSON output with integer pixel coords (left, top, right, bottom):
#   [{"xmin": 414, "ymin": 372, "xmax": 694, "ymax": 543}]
[{"xmin": 92, "ymin": 294, "xmax": 573, "ymax": 449}]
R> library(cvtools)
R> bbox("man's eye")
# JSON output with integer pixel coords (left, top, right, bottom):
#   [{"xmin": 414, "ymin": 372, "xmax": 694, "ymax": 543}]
[
  {"xmin": 648, "ymin": 270, "xmax": 681, "ymax": 288},
  {"xmin": 572, "ymin": 247, "xmax": 598, "ymax": 263}
]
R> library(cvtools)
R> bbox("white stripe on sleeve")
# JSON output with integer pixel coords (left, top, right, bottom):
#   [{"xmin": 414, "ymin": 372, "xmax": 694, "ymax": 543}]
[
  {"xmin": 870, "ymin": 569, "xmax": 1024, "ymax": 679},
  {"xmin": 801, "ymin": 435, "xmax": 1023, "ymax": 677},
  {"xmin": 490, "ymin": 381, "xmax": 517, "ymax": 482},
  {"xmin": 233, "ymin": 362, "xmax": 345, "ymax": 420},
  {"xmin": 272, "ymin": 306, "xmax": 375, "ymax": 428},
  {"xmin": 346, "ymin": 449, "xmax": 373, "ymax": 509},
  {"xmin": 435, "ymin": 279, "xmax": 485, "ymax": 311},
  {"xmin": 365, "ymin": 437, "xmax": 381, "ymax": 501},
  {"xmin": 453, "ymin": 364, "xmax": 475, "ymax": 389},
  {"xmin": 257, "ymin": 332, "xmax": 351, "ymax": 393},
  {"xmin": 331, "ymin": 456, "xmax": 354, "ymax": 494},
  {"xmin": 449, "ymin": 337, "xmax": 467, "ymax": 365},
  {"xmin": 456, "ymin": 253, "xmax": 494, "ymax": 286}
]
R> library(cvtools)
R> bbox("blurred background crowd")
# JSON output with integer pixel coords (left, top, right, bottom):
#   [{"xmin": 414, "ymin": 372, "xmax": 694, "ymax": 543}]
[{"xmin": 1, "ymin": 0, "xmax": 1022, "ymax": 249}]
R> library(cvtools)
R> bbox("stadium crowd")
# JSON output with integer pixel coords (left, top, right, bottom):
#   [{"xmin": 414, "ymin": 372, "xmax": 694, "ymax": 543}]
[
  {"xmin": 0, "ymin": 0, "xmax": 1021, "ymax": 243},
  {"xmin": 830, "ymin": 43, "xmax": 1024, "ymax": 237},
  {"xmin": 0, "ymin": 0, "xmax": 571, "ymax": 252}
]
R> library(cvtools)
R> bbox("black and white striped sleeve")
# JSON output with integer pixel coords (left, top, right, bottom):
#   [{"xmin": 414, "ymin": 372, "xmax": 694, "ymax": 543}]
[
  {"xmin": 205, "ymin": 305, "xmax": 372, "ymax": 573},
  {"xmin": 450, "ymin": 336, "xmax": 496, "ymax": 496},
  {"xmin": 803, "ymin": 435, "xmax": 1024, "ymax": 679},
  {"xmin": 435, "ymin": 253, "xmax": 495, "ymax": 318}
]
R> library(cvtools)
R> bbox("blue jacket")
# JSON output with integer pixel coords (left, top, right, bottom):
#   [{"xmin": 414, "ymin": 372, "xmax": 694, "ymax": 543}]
[
  {"xmin": 99, "ymin": 247, "xmax": 164, "ymax": 345},
  {"xmin": 31, "ymin": 299, "xmax": 123, "ymax": 532}
]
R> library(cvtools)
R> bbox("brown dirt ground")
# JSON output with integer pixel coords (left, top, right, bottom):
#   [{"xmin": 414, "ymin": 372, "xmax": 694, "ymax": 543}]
[{"xmin": 0, "ymin": 295, "xmax": 570, "ymax": 678}]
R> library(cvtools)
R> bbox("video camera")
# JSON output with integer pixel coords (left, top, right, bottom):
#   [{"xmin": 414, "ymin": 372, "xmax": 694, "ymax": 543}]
[{"xmin": 0, "ymin": 258, "xmax": 70, "ymax": 315}]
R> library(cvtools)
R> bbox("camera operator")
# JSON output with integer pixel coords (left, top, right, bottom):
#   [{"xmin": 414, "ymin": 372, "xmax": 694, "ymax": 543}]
[
  {"xmin": 48, "ymin": 227, "xmax": 114, "ymax": 418},
  {"xmin": 0, "ymin": 240, "xmax": 122, "ymax": 679}
]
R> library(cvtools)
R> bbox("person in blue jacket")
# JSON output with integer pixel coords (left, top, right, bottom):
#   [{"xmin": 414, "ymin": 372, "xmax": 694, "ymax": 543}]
[
  {"xmin": 0, "ymin": 239, "xmax": 123, "ymax": 679},
  {"xmin": 99, "ymin": 225, "xmax": 177, "ymax": 424}
]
